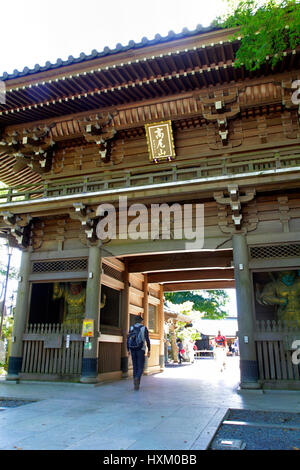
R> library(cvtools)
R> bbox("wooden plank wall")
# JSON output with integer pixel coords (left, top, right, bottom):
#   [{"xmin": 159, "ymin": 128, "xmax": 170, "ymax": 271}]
[
  {"xmin": 255, "ymin": 321, "xmax": 300, "ymax": 387},
  {"xmin": 98, "ymin": 342, "xmax": 122, "ymax": 374},
  {"xmin": 30, "ymin": 191, "xmax": 300, "ymax": 252},
  {"xmin": 48, "ymin": 102, "xmax": 299, "ymax": 183},
  {"xmin": 127, "ymin": 272, "xmax": 162, "ymax": 374},
  {"xmin": 21, "ymin": 323, "xmax": 84, "ymax": 378}
]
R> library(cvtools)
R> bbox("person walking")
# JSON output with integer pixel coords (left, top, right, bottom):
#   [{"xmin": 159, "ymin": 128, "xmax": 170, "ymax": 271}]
[
  {"xmin": 127, "ymin": 315, "xmax": 150, "ymax": 390},
  {"xmin": 177, "ymin": 338, "xmax": 184, "ymax": 364},
  {"xmin": 234, "ymin": 337, "xmax": 239, "ymax": 356},
  {"xmin": 214, "ymin": 330, "xmax": 227, "ymax": 372}
]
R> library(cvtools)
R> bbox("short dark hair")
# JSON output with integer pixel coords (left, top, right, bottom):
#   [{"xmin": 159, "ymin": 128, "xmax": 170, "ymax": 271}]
[{"xmin": 135, "ymin": 315, "xmax": 144, "ymax": 324}]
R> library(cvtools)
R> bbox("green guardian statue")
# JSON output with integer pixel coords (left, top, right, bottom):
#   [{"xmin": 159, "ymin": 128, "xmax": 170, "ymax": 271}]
[
  {"xmin": 259, "ymin": 271, "xmax": 300, "ymax": 323},
  {"xmin": 53, "ymin": 282, "xmax": 86, "ymax": 327}
]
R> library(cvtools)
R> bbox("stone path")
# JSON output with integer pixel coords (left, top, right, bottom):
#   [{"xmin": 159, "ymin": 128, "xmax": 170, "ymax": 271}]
[{"xmin": 0, "ymin": 357, "xmax": 299, "ymax": 450}]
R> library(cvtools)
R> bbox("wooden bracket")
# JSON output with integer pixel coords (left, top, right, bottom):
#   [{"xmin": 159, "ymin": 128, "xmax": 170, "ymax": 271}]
[{"xmin": 214, "ymin": 185, "xmax": 256, "ymax": 233}]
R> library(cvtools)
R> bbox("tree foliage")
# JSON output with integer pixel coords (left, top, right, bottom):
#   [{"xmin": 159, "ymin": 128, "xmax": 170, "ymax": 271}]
[
  {"xmin": 215, "ymin": 0, "xmax": 300, "ymax": 70},
  {"xmin": 164, "ymin": 290, "xmax": 230, "ymax": 319},
  {"xmin": 0, "ymin": 240, "xmax": 18, "ymax": 280}
]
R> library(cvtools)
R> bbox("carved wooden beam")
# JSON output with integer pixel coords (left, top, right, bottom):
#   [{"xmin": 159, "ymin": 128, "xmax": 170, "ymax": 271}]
[
  {"xmin": 0, "ymin": 212, "xmax": 32, "ymax": 248},
  {"xmin": 214, "ymin": 185, "xmax": 256, "ymax": 233},
  {"xmin": 78, "ymin": 112, "xmax": 118, "ymax": 165},
  {"xmin": 69, "ymin": 203, "xmax": 99, "ymax": 245},
  {"xmin": 197, "ymin": 88, "xmax": 241, "ymax": 148},
  {"xmin": 281, "ymin": 79, "xmax": 300, "ymax": 111},
  {"xmin": 0, "ymin": 124, "xmax": 56, "ymax": 174}
]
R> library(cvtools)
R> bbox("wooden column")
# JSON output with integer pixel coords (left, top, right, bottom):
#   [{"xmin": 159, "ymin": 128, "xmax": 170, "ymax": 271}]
[
  {"xmin": 7, "ymin": 249, "xmax": 31, "ymax": 380},
  {"xmin": 80, "ymin": 243, "xmax": 102, "ymax": 383},
  {"xmin": 233, "ymin": 233, "xmax": 260, "ymax": 389},
  {"xmin": 170, "ymin": 320, "xmax": 178, "ymax": 363},
  {"xmin": 120, "ymin": 262, "xmax": 130, "ymax": 377},
  {"xmin": 143, "ymin": 274, "xmax": 149, "ymax": 374},
  {"xmin": 158, "ymin": 285, "xmax": 165, "ymax": 370}
]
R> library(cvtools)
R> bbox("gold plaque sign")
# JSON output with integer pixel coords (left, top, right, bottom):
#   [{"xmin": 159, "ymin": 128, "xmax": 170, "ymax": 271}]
[{"xmin": 145, "ymin": 120, "xmax": 176, "ymax": 163}]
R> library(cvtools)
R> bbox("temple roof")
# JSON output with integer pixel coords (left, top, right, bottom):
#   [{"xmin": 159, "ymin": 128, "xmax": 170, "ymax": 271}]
[
  {"xmin": 0, "ymin": 24, "xmax": 218, "ymax": 82},
  {"xmin": 0, "ymin": 24, "xmax": 299, "ymax": 190}
]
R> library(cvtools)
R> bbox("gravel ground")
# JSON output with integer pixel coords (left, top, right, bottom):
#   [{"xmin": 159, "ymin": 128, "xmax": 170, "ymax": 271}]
[
  {"xmin": 210, "ymin": 409, "xmax": 300, "ymax": 450},
  {"xmin": 0, "ymin": 398, "xmax": 36, "ymax": 408},
  {"xmin": 228, "ymin": 408, "xmax": 300, "ymax": 426}
]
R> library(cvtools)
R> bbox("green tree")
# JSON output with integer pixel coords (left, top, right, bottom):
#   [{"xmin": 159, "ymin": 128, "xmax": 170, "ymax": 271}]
[
  {"xmin": 0, "ymin": 316, "xmax": 13, "ymax": 371},
  {"xmin": 164, "ymin": 290, "xmax": 229, "ymax": 319},
  {"xmin": 215, "ymin": 0, "xmax": 300, "ymax": 70}
]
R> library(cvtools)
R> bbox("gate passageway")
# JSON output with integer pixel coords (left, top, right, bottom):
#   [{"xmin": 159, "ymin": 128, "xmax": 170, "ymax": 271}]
[
  {"xmin": 161, "ymin": 356, "xmax": 241, "ymax": 387},
  {"xmin": 152, "ymin": 356, "xmax": 241, "ymax": 408},
  {"xmin": 1, "ymin": 355, "xmax": 300, "ymax": 450}
]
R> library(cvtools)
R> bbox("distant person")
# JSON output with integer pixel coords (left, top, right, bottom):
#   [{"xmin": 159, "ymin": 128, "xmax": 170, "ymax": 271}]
[
  {"xmin": 214, "ymin": 330, "xmax": 227, "ymax": 372},
  {"xmin": 234, "ymin": 337, "xmax": 239, "ymax": 356},
  {"xmin": 187, "ymin": 340, "xmax": 195, "ymax": 363},
  {"xmin": 127, "ymin": 315, "xmax": 150, "ymax": 390},
  {"xmin": 176, "ymin": 338, "xmax": 184, "ymax": 364}
]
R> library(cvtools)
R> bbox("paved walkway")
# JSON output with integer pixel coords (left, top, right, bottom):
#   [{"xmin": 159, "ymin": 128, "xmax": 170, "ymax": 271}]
[{"xmin": 0, "ymin": 357, "xmax": 300, "ymax": 450}]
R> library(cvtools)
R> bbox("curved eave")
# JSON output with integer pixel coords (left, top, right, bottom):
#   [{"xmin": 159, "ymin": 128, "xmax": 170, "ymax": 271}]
[
  {"xmin": 0, "ymin": 24, "xmax": 221, "ymax": 82},
  {"xmin": 0, "ymin": 27, "xmax": 243, "ymax": 126},
  {"xmin": 0, "ymin": 47, "xmax": 299, "ymax": 127},
  {"xmin": 0, "ymin": 153, "xmax": 42, "ymax": 188}
]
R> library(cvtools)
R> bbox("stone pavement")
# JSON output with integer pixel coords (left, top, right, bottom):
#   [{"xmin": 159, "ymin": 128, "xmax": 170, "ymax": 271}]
[{"xmin": 0, "ymin": 357, "xmax": 300, "ymax": 450}]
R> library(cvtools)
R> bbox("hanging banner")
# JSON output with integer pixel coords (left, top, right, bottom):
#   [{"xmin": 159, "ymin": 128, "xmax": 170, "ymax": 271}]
[
  {"xmin": 81, "ymin": 318, "xmax": 94, "ymax": 337},
  {"xmin": 145, "ymin": 120, "xmax": 176, "ymax": 163}
]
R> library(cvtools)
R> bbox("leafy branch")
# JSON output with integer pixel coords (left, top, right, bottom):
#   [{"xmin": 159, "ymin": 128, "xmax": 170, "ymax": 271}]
[
  {"xmin": 214, "ymin": 0, "xmax": 300, "ymax": 70},
  {"xmin": 164, "ymin": 290, "xmax": 229, "ymax": 319}
]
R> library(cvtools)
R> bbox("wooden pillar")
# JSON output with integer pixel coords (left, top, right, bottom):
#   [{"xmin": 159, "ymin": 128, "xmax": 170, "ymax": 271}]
[
  {"xmin": 7, "ymin": 249, "xmax": 31, "ymax": 380},
  {"xmin": 158, "ymin": 285, "xmax": 165, "ymax": 370},
  {"xmin": 80, "ymin": 244, "xmax": 102, "ymax": 383},
  {"xmin": 170, "ymin": 320, "xmax": 178, "ymax": 363},
  {"xmin": 120, "ymin": 262, "xmax": 130, "ymax": 377},
  {"xmin": 143, "ymin": 273, "xmax": 150, "ymax": 374},
  {"xmin": 232, "ymin": 233, "xmax": 260, "ymax": 389}
]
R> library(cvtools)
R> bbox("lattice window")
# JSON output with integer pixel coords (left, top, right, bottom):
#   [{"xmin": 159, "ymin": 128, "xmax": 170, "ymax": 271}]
[
  {"xmin": 250, "ymin": 244, "xmax": 300, "ymax": 260},
  {"xmin": 32, "ymin": 258, "xmax": 88, "ymax": 273},
  {"xmin": 102, "ymin": 263, "xmax": 123, "ymax": 281}
]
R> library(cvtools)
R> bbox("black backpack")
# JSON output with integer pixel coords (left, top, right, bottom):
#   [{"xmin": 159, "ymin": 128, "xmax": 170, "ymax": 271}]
[{"xmin": 128, "ymin": 324, "xmax": 144, "ymax": 350}]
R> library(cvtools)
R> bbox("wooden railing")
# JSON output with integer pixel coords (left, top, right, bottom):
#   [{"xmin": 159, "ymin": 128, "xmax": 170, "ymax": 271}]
[
  {"xmin": 255, "ymin": 320, "xmax": 300, "ymax": 383},
  {"xmin": 21, "ymin": 323, "xmax": 84, "ymax": 377},
  {"xmin": 1, "ymin": 148, "xmax": 300, "ymax": 205}
]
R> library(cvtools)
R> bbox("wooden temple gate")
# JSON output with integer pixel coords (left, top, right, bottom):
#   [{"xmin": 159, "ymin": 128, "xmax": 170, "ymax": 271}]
[{"xmin": 0, "ymin": 24, "xmax": 299, "ymax": 389}]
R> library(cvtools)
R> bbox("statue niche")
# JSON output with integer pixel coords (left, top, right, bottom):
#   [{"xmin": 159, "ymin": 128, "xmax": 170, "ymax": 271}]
[
  {"xmin": 255, "ymin": 270, "xmax": 300, "ymax": 323},
  {"xmin": 53, "ymin": 282, "xmax": 86, "ymax": 328},
  {"xmin": 28, "ymin": 281, "xmax": 106, "ymax": 327},
  {"xmin": 53, "ymin": 281, "xmax": 106, "ymax": 328}
]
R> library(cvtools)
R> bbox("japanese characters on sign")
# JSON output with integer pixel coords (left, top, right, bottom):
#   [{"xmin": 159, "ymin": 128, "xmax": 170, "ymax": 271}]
[{"xmin": 145, "ymin": 120, "xmax": 176, "ymax": 163}]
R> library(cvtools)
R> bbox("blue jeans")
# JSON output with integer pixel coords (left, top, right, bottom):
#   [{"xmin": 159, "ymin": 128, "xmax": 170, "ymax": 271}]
[{"xmin": 131, "ymin": 349, "xmax": 145, "ymax": 380}]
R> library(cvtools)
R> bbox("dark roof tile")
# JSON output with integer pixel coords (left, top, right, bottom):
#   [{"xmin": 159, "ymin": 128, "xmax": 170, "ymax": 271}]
[{"xmin": 1, "ymin": 23, "xmax": 218, "ymax": 81}]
